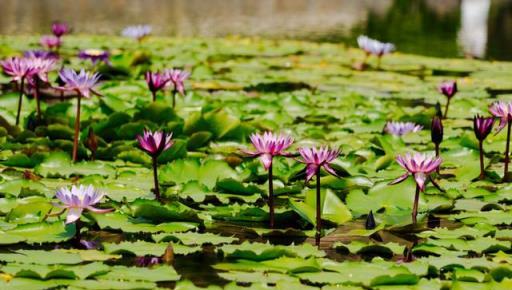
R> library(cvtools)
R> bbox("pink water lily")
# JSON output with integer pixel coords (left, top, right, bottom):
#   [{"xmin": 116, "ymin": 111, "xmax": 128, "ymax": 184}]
[
  {"xmin": 385, "ymin": 121, "xmax": 423, "ymax": 136},
  {"xmin": 439, "ymin": 81, "xmax": 458, "ymax": 118},
  {"xmin": 489, "ymin": 101, "xmax": 512, "ymax": 180},
  {"xmin": 55, "ymin": 185, "xmax": 112, "ymax": 224},
  {"xmin": 245, "ymin": 131, "xmax": 294, "ymax": 170},
  {"xmin": 474, "ymin": 115, "xmax": 495, "ymax": 179},
  {"xmin": 145, "ymin": 71, "xmax": 169, "ymax": 102},
  {"xmin": 298, "ymin": 146, "xmax": 340, "ymax": 182},
  {"xmin": 164, "ymin": 68, "xmax": 190, "ymax": 108},
  {"xmin": 40, "ymin": 35, "xmax": 61, "ymax": 50},
  {"xmin": 26, "ymin": 57, "xmax": 56, "ymax": 83},
  {"xmin": 390, "ymin": 152, "xmax": 442, "ymax": 191},
  {"xmin": 136, "ymin": 130, "xmax": 174, "ymax": 202},
  {"xmin": 137, "ymin": 130, "xmax": 174, "ymax": 157}
]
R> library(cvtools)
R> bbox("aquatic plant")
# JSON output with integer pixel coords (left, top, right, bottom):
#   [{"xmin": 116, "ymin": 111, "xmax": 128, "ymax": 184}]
[
  {"xmin": 52, "ymin": 21, "xmax": 70, "ymax": 38},
  {"xmin": 137, "ymin": 130, "xmax": 174, "ymax": 202},
  {"xmin": 54, "ymin": 185, "xmax": 112, "ymax": 224},
  {"xmin": 78, "ymin": 49, "xmax": 110, "ymax": 65},
  {"xmin": 40, "ymin": 35, "xmax": 61, "ymax": 51},
  {"xmin": 58, "ymin": 68, "xmax": 101, "ymax": 162},
  {"xmin": 357, "ymin": 35, "xmax": 395, "ymax": 68},
  {"xmin": 431, "ymin": 116, "xmax": 443, "ymax": 160},
  {"xmin": 1, "ymin": 57, "xmax": 37, "ymax": 125},
  {"xmin": 489, "ymin": 101, "xmax": 512, "ymax": 180},
  {"xmin": 164, "ymin": 68, "xmax": 190, "ymax": 108},
  {"xmin": 438, "ymin": 81, "xmax": 457, "ymax": 119},
  {"xmin": 389, "ymin": 153, "xmax": 442, "ymax": 224},
  {"xmin": 25, "ymin": 57, "xmax": 57, "ymax": 122},
  {"xmin": 384, "ymin": 121, "xmax": 422, "ymax": 136},
  {"xmin": 122, "ymin": 25, "xmax": 152, "ymax": 42},
  {"xmin": 145, "ymin": 71, "xmax": 169, "ymax": 102},
  {"xmin": 298, "ymin": 146, "xmax": 340, "ymax": 246},
  {"xmin": 244, "ymin": 131, "xmax": 294, "ymax": 228},
  {"xmin": 473, "ymin": 115, "xmax": 494, "ymax": 179}
]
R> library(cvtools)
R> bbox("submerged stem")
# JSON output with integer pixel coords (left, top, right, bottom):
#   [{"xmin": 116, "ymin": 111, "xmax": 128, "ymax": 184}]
[
  {"xmin": 435, "ymin": 143, "xmax": 440, "ymax": 173},
  {"xmin": 479, "ymin": 140, "xmax": 485, "ymax": 180},
  {"xmin": 172, "ymin": 88, "xmax": 177, "ymax": 109},
  {"xmin": 72, "ymin": 94, "xmax": 82, "ymax": 162},
  {"xmin": 15, "ymin": 77, "xmax": 25, "ymax": 126},
  {"xmin": 504, "ymin": 120, "xmax": 512, "ymax": 182},
  {"xmin": 152, "ymin": 156, "xmax": 161, "ymax": 202},
  {"xmin": 412, "ymin": 185, "xmax": 420, "ymax": 225},
  {"xmin": 315, "ymin": 168, "xmax": 321, "ymax": 247},
  {"xmin": 151, "ymin": 90, "xmax": 157, "ymax": 102},
  {"xmin": 34, "ymin": 81, "xmax": 41, "ymax": 122},
  {"xmin": 268, "ymin": 163, "xmax": 274, "ymax": 229}
]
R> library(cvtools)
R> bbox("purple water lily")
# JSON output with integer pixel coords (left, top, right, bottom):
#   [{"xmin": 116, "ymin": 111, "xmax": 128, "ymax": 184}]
[
  {"xmin": 244, "ymin": 131, "xmax": 294, "ymax": 228},
  {"xmin": 78, "ymin": 49, "xmax": 110, "ymax": 65},
  {"xmin": 137, "ymin": 130, "xmax": 174, "ymax": 202},
  {"xmin": 24, "ymin": 50, "xmax": 58, "ymax": 60},
  {"xmin": 474, "ymin": 115, "xmax": 494, "ymax": 179},
  {"xmin": 52, "ymin": 21, "xmax": 70, "ymax": 38},
  {"xmin": 357, "ymin": 35, "xmax": 395, "ymax": 68},
  {"xmin": 122, "ymin": 25, "xmax": 152, "ymax": 42},
  {"xmin": 135, "ymin": 255, "xmax": 162, "ymax": 267},
  {"xmin": 59, "ymin": 68, "xmax": 101, "ymax": 162},
  {"xmin": 164, "ymin": 68, "xmax": 190, "ymax": 108},
  {"xmin": 298, "ymin": 146, "xmax": 340, "ymax": 246},
  {"xmin": 389, "ymin": 152, "xmax": 442, "ymax": 224},
  {"xmin": 145, "ymin": 71, "xmax": 169, "ymax": 102},
  {"xmin": 40, "ymin": 35, "xmax": 61, "ymax": 51},
  {"xmin": 489, "ymin": 101, "xmax": 512, "ymax": 180},
  {"xmin": 438, "ymin": 81, "xmax": 457, "ymax": 119},
  {"xmin": 385, "ymin": 121, "xmax": 423, "ymax": 136},
  {"xmin": 55, "ymin": 185, "xmax": 112, "ymax": 224},
  {"xmin": 1, "ymin": 57, "xmax": 38, "ymax": 125}
]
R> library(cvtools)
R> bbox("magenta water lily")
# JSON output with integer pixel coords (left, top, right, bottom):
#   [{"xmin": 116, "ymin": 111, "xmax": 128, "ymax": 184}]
[
  {"xmin": 164, "ymin": 68, "xmax": 190, "ymax": 108},
  {"xmin": 438, "ymin": 81, "xmax": 457, "ymax": 119},
  {"xmin": 357, "ymin": 35, "xmax": 395, "ymax": 68},
  {"xmin": 55, "ymin": 185, "xmax": 112, "ymax": 224},
  {"xmin": 52, "ymin": 21, "xmax": 70, "ymax": 38},
  {"xmin": 40, "ymin": 35, "xmax": 61, "ymax": 51},
  {"xmin": 474, "ymin": 115, "xmax": 494, "ymax": 179},
  {"xmin": 122, "ymin": 25, "xmax": 152, "ymax": 42},
  {"xmin": 137, "ymin": 130, "xmax": 174, "ymax": 202},
  {"xmin": 145, "ymin": 71, "xmax": 169, "ymax": 102},
  {"xmin": 59, "ymin": 68, "xmax": 101, "ymax": 162},
  {"xmin": 298, "ymin": 146, "xmax": 340, "ymax": 246},
  {"xmin": 1, "ymin": 57, "xmax": 38, "ymax": 125},
  {"xmin": 489, "ymin": 101, "xmax": 512, "ymax": 180},
  {"xmin": 244, "ymin": 131, "xmax": 294, "ymax": 228},
  {"xmin": 385, "ymin": 121, "xmax": 423, "ymax": 136},
  {"xmin": 389, "ymin": 152, "xmax": 442, "ymax": 224}
]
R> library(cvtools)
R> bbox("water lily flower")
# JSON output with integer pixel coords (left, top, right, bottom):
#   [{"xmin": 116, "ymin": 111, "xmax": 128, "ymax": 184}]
[
  {"xmin": 55, "ymin": 185, "xmax": 112, "ymax": 224},
  {"xmin": 438, "ymin": 81, "xmax": 457, "ymax": 118},
  {"xmin": 298, "ymin": 146, "xmax": 340, "ymax": 246},
  {"xmin": 431, "ymin": 116, "xmax": 443, "ymax": 159},
  {"xmin": 122, "ymin": 25, "xmax": 152, "ymax": 42},
  {"xmin": 40, "ymin": 35, "xmax": 61, "ymax": 51},
  {"xmin": 136, "ymin": 130, "xmax": 174, "ymax": 202},
  {"xmin": 385, "ymin": 121, "xmax": 423, "ymax": 136},
  {"xmin": 25, "ymin": 57, "xmax": 57, "ymax": 121},
  {"xmin": 1, "ymin": 57, "xmax": 38, "ymax": 125},
  {"xmin": 52, "ymin": 21, "xmax": 70, "ymax": 38},
  {"xmin": 145, "ymin": 71, "xmax": 169, "ymax": 102},
  {"xmin": 24, "ymin": 50, "xmax": 58, "ymax": 60},
  {"xmin": 357, "ymin": 35, "xmax": 395, "ymax": 68},
  {"xmin": 135, "ymin": 255, "xmax": 162, "ymax": 267},
  {"xmin": 78, "ymin": 49, "xmax": 110, "ymax": 65},
  {"xmin": 164, "ymin": 68, "xmax": 190, "ymax": 108},
  {"xmin": 59, "ymin": 68, "xmax": 101, "ymax": 162},
  {"xmin": 473, "ymin": 115, "xmax": 494, "ymax": 179},
  {"xmin": 244, "ymin": 131, "xmax": 294, "ymax": 228},
  {"xmin": 489, "ymin": 101, "xmax": 512, "ymax": 180},
  {"xmin": 389, "ymin": 152, "xmax": 442, "ymax": 224}
]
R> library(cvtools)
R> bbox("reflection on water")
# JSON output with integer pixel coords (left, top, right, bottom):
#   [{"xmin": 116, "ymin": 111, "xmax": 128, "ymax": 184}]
[{"xmin": 0, "ymin": 0, "xmax": 511, "ymax": 60}]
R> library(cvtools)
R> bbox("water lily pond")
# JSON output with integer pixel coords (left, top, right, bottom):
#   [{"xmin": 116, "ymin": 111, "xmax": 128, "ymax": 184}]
[{"xmin": 1, "ymin": 31, "xmax": 512, "ymax": 290}]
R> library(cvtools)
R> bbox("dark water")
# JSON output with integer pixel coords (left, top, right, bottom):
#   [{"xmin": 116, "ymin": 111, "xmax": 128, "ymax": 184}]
[{"xmin": 0, "ymin": 0, "xmax": 511, "ymax": 60}]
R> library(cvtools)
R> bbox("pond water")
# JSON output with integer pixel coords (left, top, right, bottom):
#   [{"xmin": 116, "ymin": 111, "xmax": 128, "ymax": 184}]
[{"xmin": 0, "ymin": 0, "xmax": 511, "ymax": 58}]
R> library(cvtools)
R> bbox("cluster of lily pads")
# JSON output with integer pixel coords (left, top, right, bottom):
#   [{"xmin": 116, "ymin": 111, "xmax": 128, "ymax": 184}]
[{"xmin": 1, "ymin": 23, "xmax": 512, "ymax": 289}]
